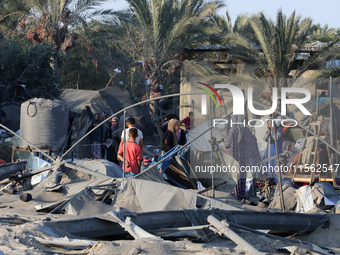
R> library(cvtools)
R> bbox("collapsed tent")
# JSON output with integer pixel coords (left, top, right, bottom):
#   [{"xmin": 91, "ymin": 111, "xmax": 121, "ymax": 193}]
[
  {"xmin": 59, "ymin": 87, "xmax": 156, "ymax": 140},
  {"xmin": 269, "ymin": 178, "xmax": 340, "ymax": 212}
]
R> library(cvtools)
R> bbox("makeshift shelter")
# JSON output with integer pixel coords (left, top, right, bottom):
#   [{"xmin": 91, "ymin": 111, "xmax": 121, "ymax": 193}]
[{"xmin": 59, "ymin": 88, "xmax": 156, "ymax": 141}]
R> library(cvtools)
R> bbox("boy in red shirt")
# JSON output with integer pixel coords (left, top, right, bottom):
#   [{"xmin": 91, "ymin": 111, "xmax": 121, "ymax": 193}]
[{"xmin": 117, "ymin": 128, "xmax": 143, "ymax": 176}]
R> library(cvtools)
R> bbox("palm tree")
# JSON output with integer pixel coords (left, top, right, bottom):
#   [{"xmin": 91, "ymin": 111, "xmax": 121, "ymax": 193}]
[
  {"xmin": 316, "ymin": 47, "xmax": 340, "ymax": 81},
  {"xmin": 223, "ymin": 10, "xmax": 317, "ymax": 91},
  {"xmin": 209, "ymin": 11, "xmax": 249, "ymax": 36},
  {"xmin": 106, "ymin": 0, "xmax": 224, "ymax": 93},
  {"xmin": 98, "ymin": 0, "xmax": 223, "ymax": 138},
  {"xmin": 1, "ymin": 0, "xmax": 108, "ymax": 73},
  {"xmin": 310, "ymin": 23, "xmax": 336, "ymax": 42}
]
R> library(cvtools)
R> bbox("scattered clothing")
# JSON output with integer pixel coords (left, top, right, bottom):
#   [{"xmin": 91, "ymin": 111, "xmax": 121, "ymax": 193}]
[
  {"xmin": 225, "ymin": 116, "xmax": 261, "ymax": 200},
  {"xmin": 91, "ymin": 141, "xmax": 102, "ymax": 159}
]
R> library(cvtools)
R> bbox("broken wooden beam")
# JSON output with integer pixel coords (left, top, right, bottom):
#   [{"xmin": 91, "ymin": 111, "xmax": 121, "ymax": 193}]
[{"xmin": 208, "ymin": 215, "xmax": 259, "ymax": 253}]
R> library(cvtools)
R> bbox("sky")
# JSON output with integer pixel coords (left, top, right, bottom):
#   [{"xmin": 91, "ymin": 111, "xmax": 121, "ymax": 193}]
[{"xmin": 102, "ymin": 0, "xmax": 340, "ymax": 28}]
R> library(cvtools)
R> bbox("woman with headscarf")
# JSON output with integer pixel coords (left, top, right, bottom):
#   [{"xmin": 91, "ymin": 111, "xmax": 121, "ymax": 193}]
[
  {"xmin": 162, "ymin": 119, "xmax": 180, "ymax": 152},
  {"xmin": 71, "ymin": 109, "xmax": 92, "ymax": 158},
  {"xmin": 105, "ymin": 116, "xmax": 120, "ymax": 164},
  {"xmin": 111, "ymin": 117, "xmax": 120, "ymax": 131},
  {"xmin": 90, "ymin": 113, "xmax": 103, "ymax": 159},
  {"xmin": 102, "ymin": 113, "xmax": 112, "ymax": 159},
  {"xmin": 100, "ymin": 110, "xmax": 108, "ymax": 122}
]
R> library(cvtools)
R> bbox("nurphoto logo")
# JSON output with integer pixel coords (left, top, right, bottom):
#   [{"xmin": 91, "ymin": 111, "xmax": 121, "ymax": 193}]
[{"xmin": 197, "ymin": 83, "xmax": 312, "ymax": 127}]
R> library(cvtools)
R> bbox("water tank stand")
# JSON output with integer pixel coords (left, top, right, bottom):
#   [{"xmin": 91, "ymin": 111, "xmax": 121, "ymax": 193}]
[{"xmin": 11, "ymin": 146, "xmax": 51, "ymax": 163}]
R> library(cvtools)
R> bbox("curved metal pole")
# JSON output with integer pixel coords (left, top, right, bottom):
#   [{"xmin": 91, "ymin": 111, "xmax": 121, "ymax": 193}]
[
  {"xmin": 61, "ymin": 92, "xmax": 206, "ymax": 160},
  {"xmin": 135, "ymin": 114, "xmax": 233, "ymax": 177},
  {"xmin": 62, "ymin": 90, "xmax": 340, "ymax": 161},
  {"xmin": 209, "ymin": 96, "xmax": 215, "ymax": 197},
  {"xmin": 123, "ymin": 110, "xmax": 126, "ymax": 179},
  {"xmin": 0, "ymin": 123, "xmax": 55, "ymax": 163}
]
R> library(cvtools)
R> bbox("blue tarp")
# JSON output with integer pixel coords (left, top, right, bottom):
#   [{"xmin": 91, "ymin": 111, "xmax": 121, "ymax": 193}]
[{"xmin": 157, "ymin": 145, "xmax": 190, "ymax": 173}]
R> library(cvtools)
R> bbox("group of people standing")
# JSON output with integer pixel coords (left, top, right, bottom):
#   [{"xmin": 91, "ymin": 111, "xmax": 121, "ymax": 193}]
[
  {"xmin": 72, "ymin": 107, "xmax": 193, "ymax": 176},
  {"xmin": 72, "ymin": 107, "xmax": 144, "ymax": 176}
]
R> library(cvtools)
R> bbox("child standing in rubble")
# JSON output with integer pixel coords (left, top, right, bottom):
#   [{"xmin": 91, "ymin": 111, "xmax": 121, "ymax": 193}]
[
  {"xmin": 119, "ymin": 117, "xmax": 143, "ymax": 155},
  {"xmin": 117, "ymin": 128, "xmax": 143, "ymax": 176}
]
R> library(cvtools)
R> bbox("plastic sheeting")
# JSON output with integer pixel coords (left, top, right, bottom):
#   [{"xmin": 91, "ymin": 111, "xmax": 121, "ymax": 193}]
[
  {"xmin": 312, "ymin": 182, "xmax": 340, "ymax": 207},
  {"xmin": 164, "ymin": 155, "xmax": 199, "ymax": 189},
  {"xmin": 72, "ymin": 159, "xmax": 123, "ymax": 178},
  {"xmin": 31, "ymin": 156, "xmax": 51, "ymax": 185},
  {"xmin": 268, "ymin": 178, "xmax": 298, "ymax": 211},
  {"xmin": 65, "ymin": 188, "xmax": 114, "ymax": 216},
  {"xmin": 271, "ymin": 181, "xmax": 340, "ymax": 212},
  {"xmin": 189, "ymin": 150, "xmax": 238, "ymax": 191},
  {"xmin": 296, "ymin": 185, "xmax": 314, "ymax": 213},
  {"xmin": 187, "ymin": 120, "xmax": 228, "ymax": 152},
  {"xmin": 157, "ymin": 145, "xmax": 189, "ymax": 172},
  {"xmin": 59, "ymin": 88, "xmax": 155, "ymax": 139},
  {"xmin": 135, "ymin": 165, "xmax": 168, "ymax": 184},
  {"xmin": 113, "ymin": 178, "xmax": 239, "ymax": 213}
]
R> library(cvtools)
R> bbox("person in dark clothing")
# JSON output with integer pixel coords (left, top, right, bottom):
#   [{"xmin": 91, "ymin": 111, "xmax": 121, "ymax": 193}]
[
  {"xmin": 180, "ymin": 111, "xmax": 193, "ymax": 131},
  {"xmin": 90, "ymin": 113, "xmax": 103, "ymax": 159},
  {"xmin": 0, "ymin": 109, "xmax": 7, "ymax": 124},
  {"xmin": 111, "ymin": 117, "xmax": 120, "ymax": 131},
  {"xmin": 104, "ymin": 116, "xmax": 121, "ymax": 164},
  {"xmin": 162, "ymin": 119, "xmax": 180, "ymax": 152},
  {"xmin": 161, "ymin": 114, "xmax": 179, "ymax": 133},
  {"xmin": 161, "ymin": 118, "xmax": 186, "ymax": 146},
  {"xmin": 67, "ymin": 110, "xmax": 74, "ymax": 150},
  {"xmin": 100, "ymin": 110, "xmax": 109, "ymax": 122},
  {"xmin": 112, "ymin": 125, "xmax": 123, "ymax": 160},
  {"xmin": 160, "ymin": 121, "xmax": 168, "ymax": 133},
  {"xmin": 71, "ymin": 109, "xmax": 92, "ymax": 158},
  {"xmin": 102, "ymin": 113, "xmax": 112, "ymax": 160},
  {"xmin": 178, "ymin": 128, "xmax": 187, "ymax": 146},
  {"xmin": 85, "ymin": 106, "xmax": 93, "ymax": 119}
]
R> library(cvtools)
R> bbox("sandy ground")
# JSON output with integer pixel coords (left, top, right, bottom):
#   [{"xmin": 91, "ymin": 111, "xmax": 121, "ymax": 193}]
[
  {"xmin": 0, "ymin": 169, "xmax": 338, "ymax": 254},
  {"xmin": 0, "ymin": 220, "xmax": 276, "ymax": 255}
]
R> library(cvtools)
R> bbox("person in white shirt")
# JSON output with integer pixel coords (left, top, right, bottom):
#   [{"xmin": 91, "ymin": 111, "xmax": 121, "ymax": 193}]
[{"xmin": 119, "ymin": 117, "xmax": 143, "ymax": 154}]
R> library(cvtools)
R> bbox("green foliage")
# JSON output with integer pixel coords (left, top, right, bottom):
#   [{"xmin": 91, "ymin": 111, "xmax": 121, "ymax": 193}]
[
  {"xmin": 59, "ymin": 44, "xmax": 110, "ymax": 90},
  {"xmin": 98, "ymin": 0, "xmax": 224, "ymax": 100},
  {"xmin": 208, "ymin": 11, "xmax": 256, "ymax": 44},
  {"xmin": 0, "ymin": 38, "xmax": 60, "ymax": 106},
  {"xmin": 316, "ymin": 47, "xmax": 340, "ymax": 81},
  {"xmin": 309, "ymin": 23, "xmax": 336, "ymax": 43},
  {"xmin": 2, "ymin": 0, "xmax": 340, "ymax": 100},
  {"xmin": 223, "ymin": 10, "xmax": 318, "ymax": 89}
]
